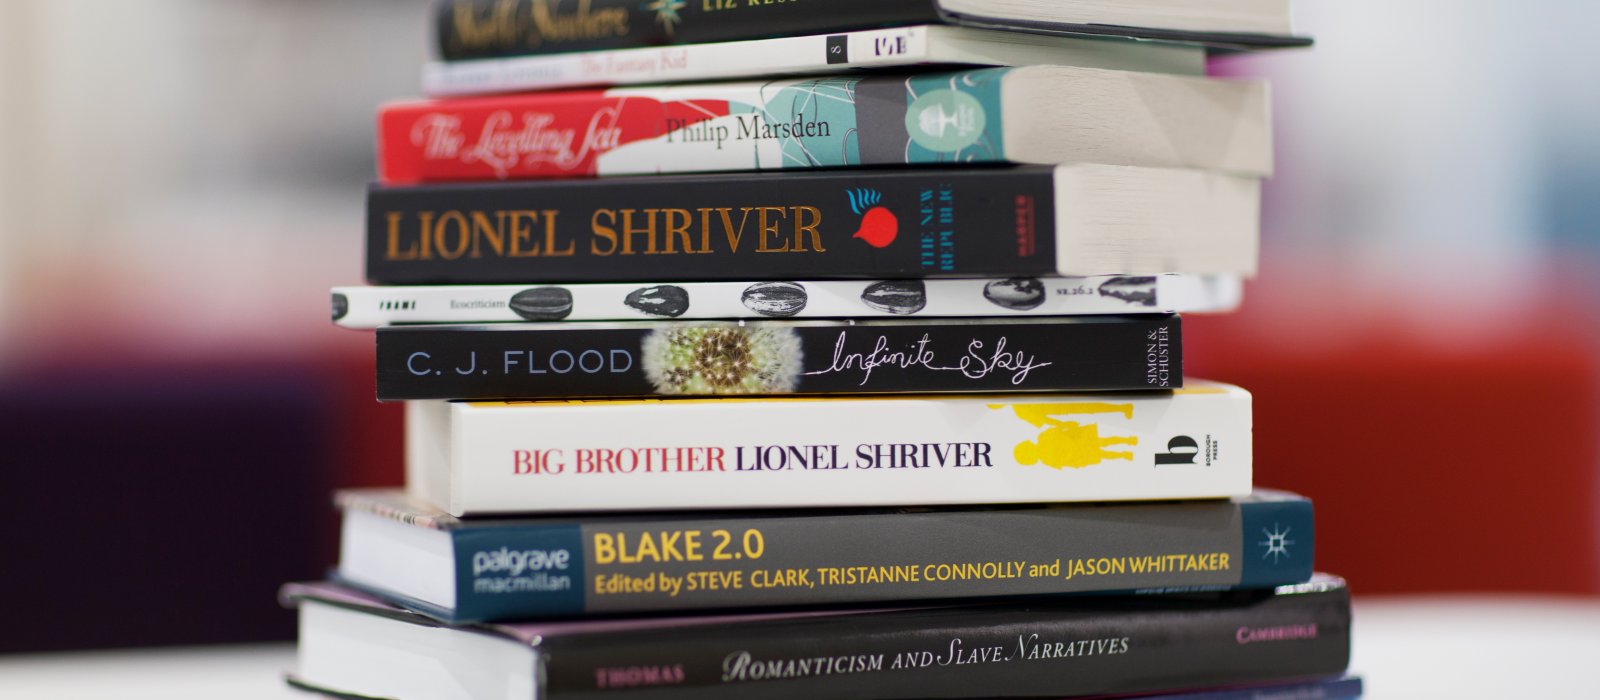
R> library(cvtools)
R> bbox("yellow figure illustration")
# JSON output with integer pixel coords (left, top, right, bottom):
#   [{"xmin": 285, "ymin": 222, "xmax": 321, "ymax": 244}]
[{"xmin": 989, "ymin": 402, "xmax": 1138, "ymax": 470}]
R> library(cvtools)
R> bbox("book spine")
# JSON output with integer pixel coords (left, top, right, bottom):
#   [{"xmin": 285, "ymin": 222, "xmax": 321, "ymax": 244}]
[
  {"xmin": 537, "ymin": 584, "xmax": 1351, "ymax": 699},
  {"xmin": 433, "ymin": 385, "xmax": 1249, "ymax": 514},
  {"xmin": 381, "ymin": 69, "xmax": 1014, "ymax": 184},
  {"xmin": 332, "ymin": 276, "xmax": 1233, "ymax": 328},
  {"xmin": 443, "ymin": 498, "xmax": 1312, "ymax": 621},
  {"xmin": 435, "ymin": 0, "xmax": 941, "ymax": 61},
  {"xmin": 366, "ymin": 167, "xmax": 1058, "ymax": 284},
  {"xmin": 422, "ymin": 26, "xmax": 946, "ymax": 97},
  {"xmin": 375, "ymin": 316, "xmax": 1178, "ymax": 400}
]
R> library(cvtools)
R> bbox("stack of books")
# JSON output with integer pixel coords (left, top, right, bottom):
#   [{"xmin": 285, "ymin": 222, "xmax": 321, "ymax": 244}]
[{"xmin": 293, "ymin": 1, "xmax": 1360, "ymax": 698}]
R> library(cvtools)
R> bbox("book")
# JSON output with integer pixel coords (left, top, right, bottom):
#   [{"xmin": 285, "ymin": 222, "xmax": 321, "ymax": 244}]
[
  {"xmin": 284, "ymin": 576, "xmax": 1349, "ymax": 700},
  {"xmin": 381, "ymin": 66, "xmax": 1272, "ymax": 183},
  {"xmin": 374, "ymin": 315, "xmax": 1181, "ymax": 400},
  {"xmin": 405, "ymin": 382, "xmax": 1248, "ymax": 516},
  {"xmin": 336, "ymin": 488, "xmax": 1313, "ymax": 622},
  {"xmin": 434, "ymin": 0, "xmax": 1306, "ymax": 62},
  {"xmin": 333, "ymin": 275, "xmax": 1241, "ymax": 328},
  {"xmin": 1136, "ymin": 676, "xmax": 1363, "ymax": 700},
  {"xmin": 366, "ymin": 164, "xmax": 1260, "ymax": 285},
  {"xmin": 424, "ymin": 25, "xmax": 1207, "ymax": 97}
]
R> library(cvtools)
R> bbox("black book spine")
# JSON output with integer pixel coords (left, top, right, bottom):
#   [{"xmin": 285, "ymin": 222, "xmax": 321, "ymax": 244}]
[
  {"xmin": 539, "ymin": 584, "xmax": 1352, "ymax": 699},
  {"xmin": 365, "ymin": 168, "xmax": 1059, "ymax": 285},
  {"xmin": 434, "ymin": 0, "xmax": 944, "ymax": 61},
  {"xmin": 375, "ymin": 316, "xmax": 1179, "ymax": 400}
]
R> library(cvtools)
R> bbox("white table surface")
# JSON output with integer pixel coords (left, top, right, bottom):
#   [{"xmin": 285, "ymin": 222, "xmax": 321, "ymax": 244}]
[{"xmin": 2, "ymin": 595, "xmax": 1598, "ymax": 699}]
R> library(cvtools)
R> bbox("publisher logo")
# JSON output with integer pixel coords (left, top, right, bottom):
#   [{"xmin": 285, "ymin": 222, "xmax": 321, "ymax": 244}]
[
  {"xmin": 847, "ymin": 188, "xmax": 898, "ymax": 248},
  {"xmin": 905, "ymin": 89, "xmax": 986, "ymax": 153},
  {"xmin": 825, "ymin": 35, "xmax": 848, "ymax": 64},
  {"xmin": 1154, "ymin": 435, "xmax": 1199, "ymax": 465}
]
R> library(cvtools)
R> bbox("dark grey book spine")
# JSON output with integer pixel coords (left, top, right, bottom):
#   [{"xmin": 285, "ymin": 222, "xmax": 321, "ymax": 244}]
[
  {"xmin": 365, "ymin": 167, "xmax": 1060, "ymax": 285},
  {"xmin": 541, "ymin": 583, "xmax": 1351, "ymax": 699},
  {"xmin": 374, "ymin": 315, "xmax": 1180, "ymax": 400},
  {"xmin": 435, "ymin": 0, "xmax": 941, "ymax": 61}
]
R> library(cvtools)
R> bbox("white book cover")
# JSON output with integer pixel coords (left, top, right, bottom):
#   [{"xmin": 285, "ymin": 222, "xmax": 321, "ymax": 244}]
[
  {"xmin": 421, "ymin": 25, "xmax": 1206, "ymax": 97},
  {"xmin": 406, "ymin": 382, "xmax": 1252, "ymax": 516},
  {"xmin": 332, "ymin": 275, "xmax": 1243, "ymax": 328}
]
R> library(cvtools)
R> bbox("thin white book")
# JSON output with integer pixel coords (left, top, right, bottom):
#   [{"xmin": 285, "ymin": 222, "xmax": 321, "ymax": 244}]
[
  {"xmin": 331, "ymin": 275, "xmax": 1243, "ymax": 328},
  {"xmin": 422, "ymin": 25, "xmax": 1207, "ymax": 97},
  {"xmin": 406, "ymin": 382, "xmax": 1252, "ymax": 517}
]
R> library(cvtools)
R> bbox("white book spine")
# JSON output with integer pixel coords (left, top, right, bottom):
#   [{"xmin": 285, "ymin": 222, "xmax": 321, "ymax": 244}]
[
  {"xmin": 331, "ymin": 275, "xmax": 1242, "ymax": 329},
  {"xmin": 412, "ymin": 383, "xmax": 1252, "ymax": 516},
  {"xmin": 421, "ymin": 26, "xmax": 1203, "ymax": 97}
]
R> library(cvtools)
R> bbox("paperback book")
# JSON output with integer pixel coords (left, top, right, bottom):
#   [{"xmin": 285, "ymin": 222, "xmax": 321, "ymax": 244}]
[
  {"xmin": 375, "ymin": 315, "xmax": 1182, "ymax": 400},
  {"xmin": 381, "ymin": 66, "xmax": 1271, "ymax": 183},
  {"xmin": 366, "ymin": 164, "xmax": 1260, "ymax": 285},
  {"xmin": 333, "ymin": 275, "xmax": 1241, "ymax": 328},
  {"xmin": 405, "ymin": 382, "xmax": 1249, "ymax": 516},
  {"xmin": 284, "ymin": 576, "xmax": 1349, "ymax": 700},
  {"xmin": 434, "ymin": 0, "xmax": 1306, "ymax": 62},
  {"xmin": 336, "ymin": 488, "xmax": 1313, "ymax": 622},
  {"xmin": 423, "ymin": 25, "xmax": 1206, "ymax": 96}
]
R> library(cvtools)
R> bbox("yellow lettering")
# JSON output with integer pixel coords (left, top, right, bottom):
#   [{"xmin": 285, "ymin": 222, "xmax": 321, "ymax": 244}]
[
  {"xmin": 793, "ymin": 205, "xmax": 824, "ymax": 252},
  {"xmin": 594, "ymin": 533, "xmax": 616, "ymax": 564},
  {"xmin": 471, "ymin": 211, "xmax": 503, "ymax": 258},
  {"xmin": 590, "ymin": 209, "xmax": 619, "ymax": 256},
  {"xmin": 540, "ymin": 209, "xmax": 572, "ymax": 256},
  {"xmin": 384, "ymin": 211, "xmax": 418, "ymax": 260},
  {"xmin": 434, "ymin": 211, "xmax": 471, "ymax": 260},
  {"xmin": 755, "ymin": 206, "xmax": 788, "ymax": 252}
]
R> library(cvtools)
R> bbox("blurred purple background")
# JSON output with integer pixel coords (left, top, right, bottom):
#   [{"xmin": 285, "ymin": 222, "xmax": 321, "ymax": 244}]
[{"xmin": 0, "ymin": 1, "xmax": 1596, "ymax": 652}]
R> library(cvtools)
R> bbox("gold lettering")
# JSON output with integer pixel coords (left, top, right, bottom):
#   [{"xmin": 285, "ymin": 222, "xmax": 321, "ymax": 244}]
[
  {"xmin": 541, "ymin": 209, "xmax": 572, "ymax": 256},
  {"xmin": 417, "ymin": 211, "xmax": 437, "ymax": 260},
  {"xmin": 621, "ymin": 209, "xmax": 659, "ymax": 255},
  {"xmin": 720, "ymin": 208, "xmax": 756, "ymax": 253},
  {"xmin": 756, "ymin": 206, "xmax": 788, "ymax": 252},
  {"xmin": 434, "ymin": 211, "xmax": 471, "ymax": 260},
  {"xmin": 591, "ymin": 209, "xmax": 619, "ymax": 256},
  {"xmin": 385, "ymin": 211, "xmax": 419, "ymax": 261},
  {"xmin": 530, "ymin": 0, "xmax": 630, "ymax": 48},
  {"xmin": 507, "ymin": 210, "xmax": 537, "ymax": 257},
  {"xmin": 661, "ymin": 208, "xmax": 693, "ymax": 253},
  {"xmin": 793, "ymin": 205, "xmax": 824, "ymax": 252},
  {"xmin": 472, "ymin": 212, "xmax": 504, "ymax": 258}
]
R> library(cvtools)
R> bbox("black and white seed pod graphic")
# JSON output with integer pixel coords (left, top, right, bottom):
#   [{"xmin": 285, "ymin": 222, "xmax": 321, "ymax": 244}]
[
  {"xmin": 624, "ymin": 285, "xmax": 690, "ymax": 318},
  {"xmin": 982, "ymin": 278, "xmax": 1046, "ymax": 310},
  {"xmin": 860, "ymin": 281, "xmax": 927, "ymax": 315},
  {"xmin": 741, "ymin": 282, "xmax": 808, "ymax": 317},
  {"xmin": 1098, "ymin": 277, "xmax": 1159, "ymax": 306},
  {"xmin": 331, "ymin": 293, "xmax": 348, "ymax": 321},
  {"xmin": 508, "ymin": 287, "xmax": 575, "ymax": 320}
]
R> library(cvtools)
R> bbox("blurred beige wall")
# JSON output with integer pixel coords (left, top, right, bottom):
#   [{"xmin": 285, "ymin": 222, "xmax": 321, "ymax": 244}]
[{"xmin": 0, "ymin": 0, "xmax": 432, "ymax": 362}]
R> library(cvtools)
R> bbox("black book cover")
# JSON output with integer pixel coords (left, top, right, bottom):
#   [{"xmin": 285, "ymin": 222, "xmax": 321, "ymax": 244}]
[
  {"xmin": 367, "ymin": 167, "xmax": 1059, "ymax": 285},
  {"xmin": 542, "ymin": 580, "xmax": 1351, "ymax": 699},
  {"xmin": 286, "ymin": 577, "xmax": 1350, "ymax": 700},
  {"xmin": 432, "ymin": 0, "xmax": 1311, "ymax": 62},
  {"xmin": 375, "ymin": 315, "xmax": 1179, "ymax": 400},
  {"xmin": 435, "ymin": 0, "xmax": 943, "ymax": 60}
]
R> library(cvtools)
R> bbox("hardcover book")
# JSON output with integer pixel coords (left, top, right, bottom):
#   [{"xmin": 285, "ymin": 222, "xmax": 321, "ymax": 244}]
[
  {"xmin": 333, "ymin": 275, "xmax": 1241, "ymax": 328},
  {"xmin": 381, "ymin": 66, "xmax": 1272, "ymax": 183},
  {"xmin": 366, "ymin": 164, "xmax": 1260, "ymax": 285},
  {"xmin": 423, "ymin": 25, "xmax": 1206, "ymax": 97},
  {"xmin": 336, "ymin": 488, "xmax": 1313, "ymax": 622},
  {"xmin": 433, "ymin": 0, "xmax": 1306, "ymax": 62},
  {"xmin": 405, "ymin": 382, "xmax": 1249, "ymax": 516},
  {"xmin": 375, "ymin": 315, "xmax": 1182, "ymax": 400},
  {"xmin": 284, "ymin": 576, "xmax": 1349, "ymax": 700}
]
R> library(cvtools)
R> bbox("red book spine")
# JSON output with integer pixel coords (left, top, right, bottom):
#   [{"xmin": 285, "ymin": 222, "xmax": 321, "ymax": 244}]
[{"xmin": 377, "ymin": 92, "xmax": 730, "ymax": 184}]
